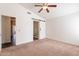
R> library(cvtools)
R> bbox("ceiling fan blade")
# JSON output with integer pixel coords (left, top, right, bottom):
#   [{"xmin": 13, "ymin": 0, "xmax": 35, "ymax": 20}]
[
  {"xmin": 38, "ymin": 8, "xmax": 43, "ymax": 13},
  {"xmin": 35, "ymin": 5, "xmax": 42, "ymax": 7},
  {"xmin": 46, "ymin": 8, "xmax": 49, "ymax": 13},
  {"xmin": 48, "ymin": 5, "xmax": 57, "ymax": 7}
]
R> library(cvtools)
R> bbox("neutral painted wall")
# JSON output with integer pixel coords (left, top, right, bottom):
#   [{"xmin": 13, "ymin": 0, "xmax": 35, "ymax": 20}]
[
  {"xmin": 46, "ymin": 12, "xmax": 79, "ymax": 45},
  {"xmin": 2, "ymin": 16, "xmax": 11, "ymax": 44},
  {"xmin": 0, "ymin": 3, "xmax": 46, "ymax": 50}
]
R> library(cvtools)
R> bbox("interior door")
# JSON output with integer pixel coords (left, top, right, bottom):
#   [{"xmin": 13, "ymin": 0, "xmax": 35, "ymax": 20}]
[
  {"xmin": 0, "ymin": 13, "xmax": 1, "ymax": 50},
  {"xmin": 39, "ymin": 21, "xmax": 46, "ymax": 39}
]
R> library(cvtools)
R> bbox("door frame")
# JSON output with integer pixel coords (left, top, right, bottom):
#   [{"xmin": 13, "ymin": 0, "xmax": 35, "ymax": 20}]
[
  {"xmin": 33, "ymin": 20, "xmax": 40, "ymax": 40},
  {"xmin": 1, "ymin": 15, "xmax": 16, "ymax": 48}
]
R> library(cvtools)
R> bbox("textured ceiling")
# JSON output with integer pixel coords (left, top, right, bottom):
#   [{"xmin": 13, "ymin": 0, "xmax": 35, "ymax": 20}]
[{"xmin": 20, "ymin": 3, "xmax": 79, "ymax": 19}]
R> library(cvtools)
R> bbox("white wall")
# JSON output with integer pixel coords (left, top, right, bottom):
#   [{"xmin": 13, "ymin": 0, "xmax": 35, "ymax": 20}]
[
  {"xmin": 46, "ymin": 12, "xmax": 79, "ymax": 45},
  {"xmin": 0, "ymin": 3, "xmax": 45, "ymax": 50},
  {"xmin": 2, "ymin": 16, "xmax": 11, "ymax": 44}
]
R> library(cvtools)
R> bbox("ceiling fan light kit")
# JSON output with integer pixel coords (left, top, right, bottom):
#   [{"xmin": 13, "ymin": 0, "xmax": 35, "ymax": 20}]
[{"xmin": 43, "ymin": 6, "xmax": 48, "ymax": 9}]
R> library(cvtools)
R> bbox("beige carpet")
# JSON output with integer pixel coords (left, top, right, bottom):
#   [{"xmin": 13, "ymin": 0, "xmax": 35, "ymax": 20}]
[{"xmin": 0, "ymin": 39, "xmax": 79, "ymax": 56}]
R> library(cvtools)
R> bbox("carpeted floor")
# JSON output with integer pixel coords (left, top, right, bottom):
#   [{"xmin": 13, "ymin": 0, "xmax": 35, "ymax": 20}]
[{"xmin": 0, "ymin": 39, "xmax": 79, "ymax": 56}]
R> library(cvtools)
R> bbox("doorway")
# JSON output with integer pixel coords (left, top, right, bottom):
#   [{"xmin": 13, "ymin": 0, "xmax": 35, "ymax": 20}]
[
  {"xmin": 1, "ymin": 15, "xmax": 16, "ymax": 48},
  {"xmin": 33, "ymin": 21, "xmax": 39, "ymax": 41}
]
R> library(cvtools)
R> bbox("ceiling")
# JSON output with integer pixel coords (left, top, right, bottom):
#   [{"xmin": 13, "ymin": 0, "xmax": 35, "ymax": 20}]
[{"xmin": 20, "ymin": 3, "xmax": 79, "ymax": 19}]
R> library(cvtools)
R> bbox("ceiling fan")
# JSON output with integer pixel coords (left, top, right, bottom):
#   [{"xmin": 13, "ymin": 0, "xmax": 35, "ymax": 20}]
[{"xmin": 34, "ymin": 3, "xmax": 57, "ymax": 13}]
